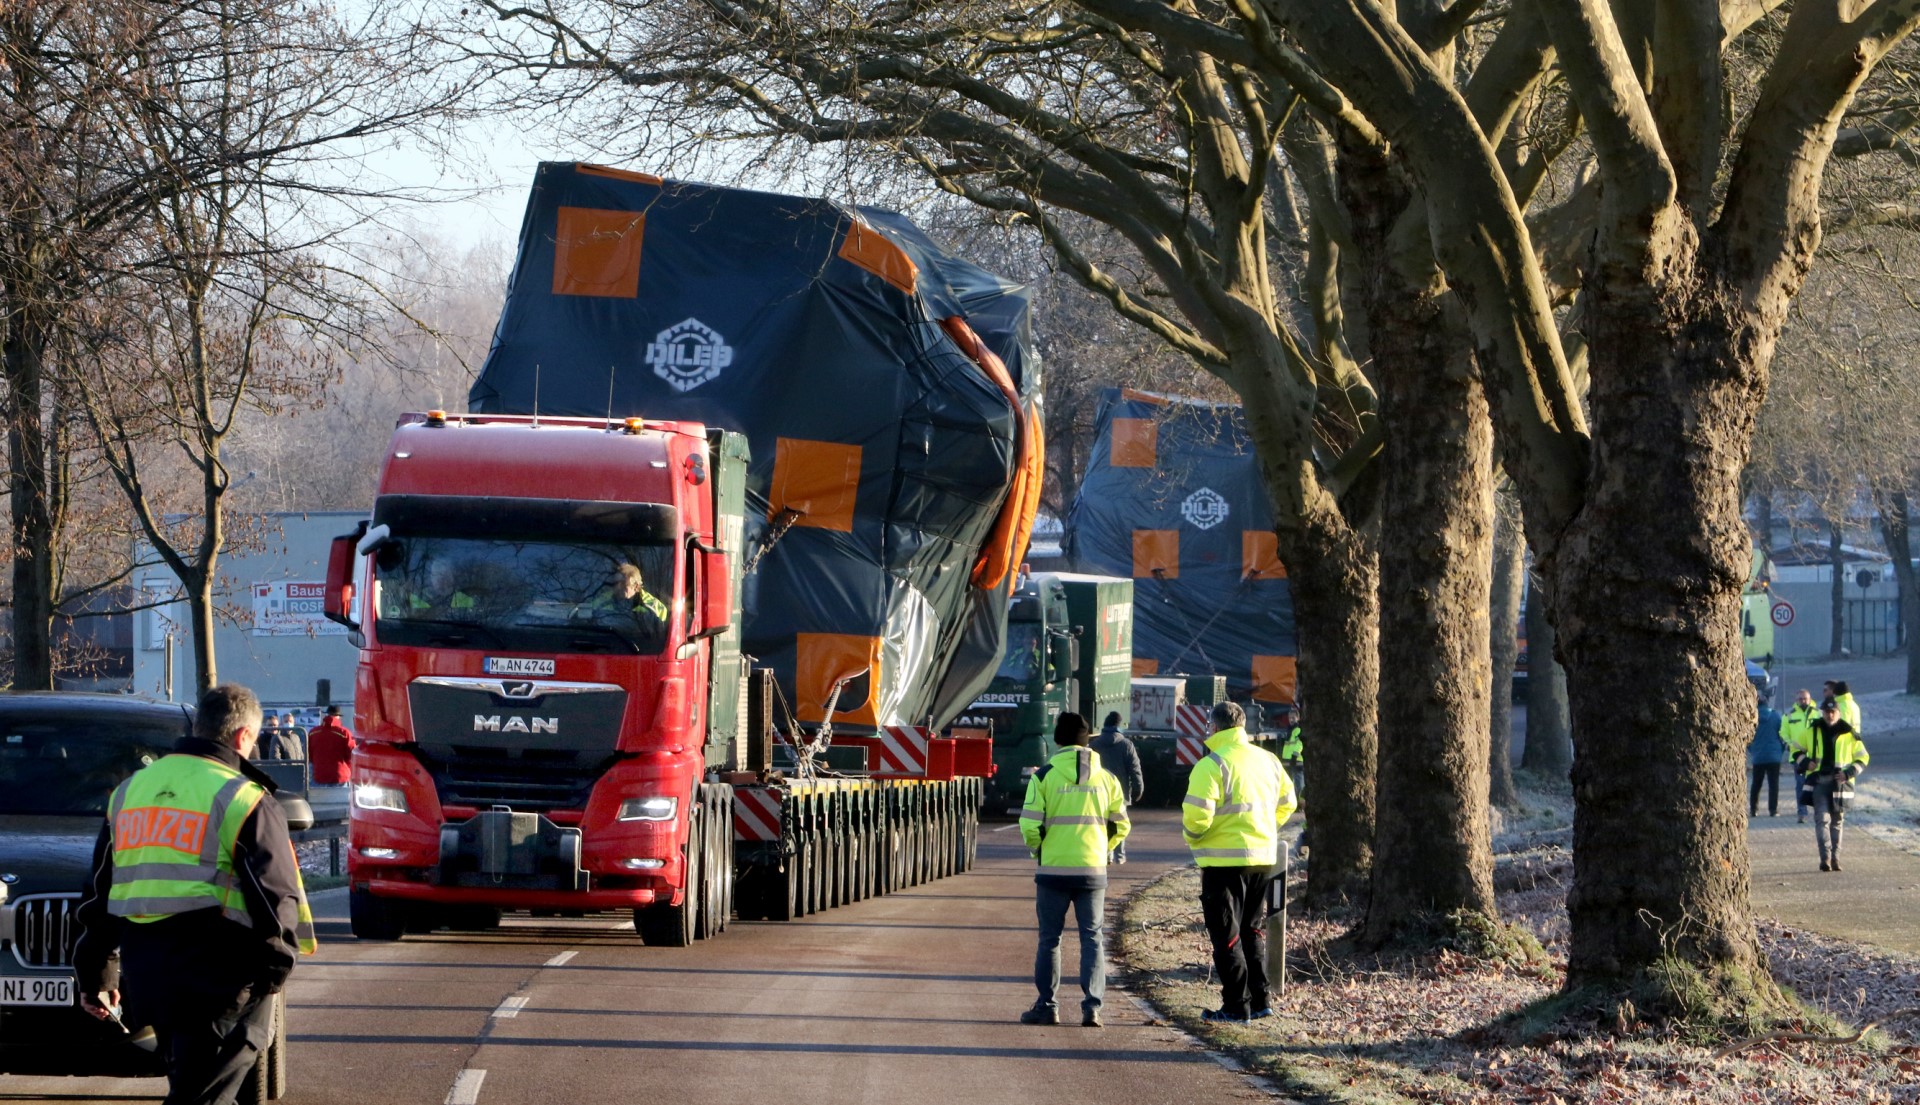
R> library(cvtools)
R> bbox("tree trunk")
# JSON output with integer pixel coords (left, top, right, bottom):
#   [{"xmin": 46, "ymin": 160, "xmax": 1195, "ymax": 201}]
[
  {"xmin": 1882, "ymin": 491, "xmax": 1919, "ymax": 696},
  {"xmin": 5, "ymin": 314, "xmax": 56, "ymax": 690},
  {"xmin": 1549, "ymin": 285, "xmax": 1779, "ymax": 1016},
  {"xmin": 1363, "ymin": 320, "xmax": 1498, "ymax": 942},
  {"xmin": 1521, "ymin": 576, "xmax": 1571, "ymax": 777},
  {"xmin": 1340, "ymin": 139, "xmax": 1498, "ymax": 941},
  {"xmin": 187, "ymin": 567, "xmax": 217, "ymax": 696},
  {"xmin": 1488, "ymin": 495, "xmax": 1524, "ymax": 810},
  {"xmin": 1829, "ymin": 522, "xmax": 1845, "ymax": 656},
  {"xmin": 1285, "ymin": 528, "xmax": 1379, "ymax": 907}
]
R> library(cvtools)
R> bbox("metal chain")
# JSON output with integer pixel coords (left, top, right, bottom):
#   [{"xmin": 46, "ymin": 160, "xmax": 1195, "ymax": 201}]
[{"xmin": 743, "ymin": 507, "xmax": 805, "ymax": 577}]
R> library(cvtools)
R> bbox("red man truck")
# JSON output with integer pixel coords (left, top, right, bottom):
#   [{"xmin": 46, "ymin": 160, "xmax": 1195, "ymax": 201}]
[{"xmin": 324, "ymin": 411, "xmax": 984, "ymax": 945}]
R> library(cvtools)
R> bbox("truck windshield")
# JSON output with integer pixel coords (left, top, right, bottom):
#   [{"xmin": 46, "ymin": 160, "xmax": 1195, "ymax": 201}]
[
  {"xmin": 0, "ymin": 717, "xmax": 184, "ymax": 815},
  {"xmin": 373, "ymin": 537, "xmax": 676, "ymax": 655},
  {"xmin": 995, "ymin": 621, "xmax": 1043, "ymax": 683}
]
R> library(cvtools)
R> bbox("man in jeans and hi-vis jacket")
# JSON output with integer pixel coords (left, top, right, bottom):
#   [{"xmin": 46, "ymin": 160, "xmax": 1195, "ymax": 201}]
[
  {"xmin": 1184, "ymin": 700, "xmax": 1297, "ymax": 1022},
  {"xmin": 1018, "ymin": 712, "xmax": 1130, "ymax": 1027}
]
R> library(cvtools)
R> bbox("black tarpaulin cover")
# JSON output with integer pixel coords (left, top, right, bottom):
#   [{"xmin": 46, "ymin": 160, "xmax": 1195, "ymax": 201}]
[
  {"xmin": 1063, "ymin": 389, "xmax": 1298, "ymax": 703},
  {"xmin": 470, "ymin": 163, "xmax": 1042, "ymax": 731}
]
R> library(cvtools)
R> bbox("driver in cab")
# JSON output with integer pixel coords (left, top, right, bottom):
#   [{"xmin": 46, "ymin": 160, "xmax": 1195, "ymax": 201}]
[
  {"xmin": 407, "ymin": 560, "xmax": 475, "ymax": 617},
  {"xmin": 584, "ymin": 562, "xmax": 669, "ymax": 626}
]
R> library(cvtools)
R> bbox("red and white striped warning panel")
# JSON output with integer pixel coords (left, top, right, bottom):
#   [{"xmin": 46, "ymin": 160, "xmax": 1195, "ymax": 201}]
[
  {"xmin": 1173, "ymin": 705, "xmax": 1211, "ymax": 736},
  {"xmin": 732, "ymin": 789, "xmax": 784, "ymax": 841},
  {"xmin": 874, "ymin": 725, "xmax": 932, "ymax": 774},
  {"xmin": 1174, "ymin": 735, "xmax": 1207, "ymax": 767}
]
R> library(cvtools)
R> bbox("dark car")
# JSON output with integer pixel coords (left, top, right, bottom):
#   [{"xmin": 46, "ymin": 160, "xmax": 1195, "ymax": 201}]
[
  {"xmin": 0, "ymin": 692, "xmax": 297, "ymax": 1100},
  {"xmin": 0, "ymin": 693, "xmax": 188, "ymax": 1077}
]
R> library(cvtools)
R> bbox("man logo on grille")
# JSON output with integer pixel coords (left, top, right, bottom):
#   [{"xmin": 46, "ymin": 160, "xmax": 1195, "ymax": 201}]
[
  {"xmin": 501, "ymin": 681, "xmax": 535, "ymax": 699},
  {"xmin": 645, "ymin": 317, "xmax": 733, "ymax": 392},
  {"xmin": 1180, "ymin": 487, "xmax": 1230, "ymax": 530}
]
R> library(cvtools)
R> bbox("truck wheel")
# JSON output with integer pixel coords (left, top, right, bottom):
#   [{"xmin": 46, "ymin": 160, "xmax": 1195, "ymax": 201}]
[
  {"xmin": 718, "ymin": 794, "xmax": 735, "ymax": 931},
  {"xmin": 349, "ymin": 887, "xmax": 408, "ymax": 941},
  {"xmin": 636, "ymin": 800, "xmax": 701, "ymax": 946}
]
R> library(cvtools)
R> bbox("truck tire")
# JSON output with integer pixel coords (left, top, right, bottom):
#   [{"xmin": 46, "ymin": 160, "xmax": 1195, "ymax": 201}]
[
  {"xmin": 635, "ymin": 800, "xmax": 701, "ymax": 946},
  {"xmin": 349, "ymin": 887, "xmax": 408, "ymax": 941},
  {"xmin": 718, "ymin": 792, "xmax": 735, "ymax": 932}
]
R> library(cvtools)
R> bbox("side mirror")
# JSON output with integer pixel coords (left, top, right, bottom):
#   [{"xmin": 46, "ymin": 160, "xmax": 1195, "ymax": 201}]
[
  {"xmin": 1047, "ymin": 633, "xmax": 1073, "ymax": 682},
  {"xmin": 694, "ymin": 547, "xmax": 732, "ymax": 640},
  {"xmin": 279, "ymin": 796, "xmax": 316, "ymax": 833},
  {"xmin": 324, "ymin": 522, "xmax": 368, "ymax": 629}
]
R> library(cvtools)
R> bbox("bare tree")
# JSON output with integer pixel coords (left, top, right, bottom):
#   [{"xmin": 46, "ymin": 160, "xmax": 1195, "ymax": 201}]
[{"xmin": 3, "ymin": 0, "xmax": 468, "ymax": 687}]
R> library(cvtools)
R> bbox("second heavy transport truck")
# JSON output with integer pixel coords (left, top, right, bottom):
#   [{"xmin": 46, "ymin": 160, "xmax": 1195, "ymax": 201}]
[
  {"xmin": 956, "ymin": 572, "xmax": 1135, "ymax": 813},
  {"xmin": 325, "ymin": 164, "xmax": 1042, "ymax": 943}
]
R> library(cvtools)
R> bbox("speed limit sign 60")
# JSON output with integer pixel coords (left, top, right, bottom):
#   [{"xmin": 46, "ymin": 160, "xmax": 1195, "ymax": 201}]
[{"xmin": 1770, "ymin": 600, "xmax": 1795, "ymax": 628}]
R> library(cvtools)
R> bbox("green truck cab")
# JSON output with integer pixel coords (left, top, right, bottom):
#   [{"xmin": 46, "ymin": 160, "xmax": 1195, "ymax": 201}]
[{"xmin": 955, "ymin": 572, "xmax": 1134, "ymax": 813}]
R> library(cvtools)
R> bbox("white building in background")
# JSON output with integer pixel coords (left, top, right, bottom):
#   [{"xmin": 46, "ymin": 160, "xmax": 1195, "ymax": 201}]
[{"xmin": 134, "ymin": 511, "xmax": 365, "ymax": 711}]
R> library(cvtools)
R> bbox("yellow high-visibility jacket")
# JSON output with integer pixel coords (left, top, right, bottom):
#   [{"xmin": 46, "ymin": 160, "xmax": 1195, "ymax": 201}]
[
  {"xmin": 1183, "ymin": 727, "xmax": 1296, "ymax": 867},
  {"xmin": 1019, "ymin": 746, "xmax": 1130, "ymax": 881}
]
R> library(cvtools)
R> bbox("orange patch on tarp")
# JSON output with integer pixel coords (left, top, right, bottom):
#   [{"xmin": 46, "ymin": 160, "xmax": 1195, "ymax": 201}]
[
  {"xmin": 1133, "ymin": 530, "xmax": 1179, "ymax": 578},
  {"xmin": 796, "ymin": 632, "xmax": 882, "ymax": 725},
  {"xmin": 1110, "ymin": 418, "xmax": 1158, "ymax": 468},
  {"xmin": 769, "ymin": 438, "xmax": 862, "ymax": 532},
  {"xmin": 552, "ymin": 206, "xmax": 644, "ymax": 298},
  {"xmin": 576, "ymin": 164, "xmax": 664, "ymax": 185},
  {"xmin": 1132, "ymin": 657, "xmax": 1159, "ymax": 677},
  {"xmin": 1251, "ymin": 655, "xmax": 1298, "ymax": 704},
  {"xmin": 940, "ymin": 317, "xmax": 1043, "ymax": 591},
  {"xmin": 1242, "ymin": 530, "xmax": 1287, "ymax": 579},
  {"xmin": 838, "ymin": 219, "xmax": 918, "ymax": 295}
]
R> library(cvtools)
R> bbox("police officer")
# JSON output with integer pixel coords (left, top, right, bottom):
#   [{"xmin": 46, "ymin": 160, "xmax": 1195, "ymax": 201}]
[
  {"xmin": 75, "ymin": 684, "xmax": 316, "ymax": 1105},
  {"xmin": 1185, "ymin": 700, "xmax": 1297, "ymax": 1022},
  {"xmin": 1018, "ymin": 712, "xmax": 1130, "ymax": 1028}
]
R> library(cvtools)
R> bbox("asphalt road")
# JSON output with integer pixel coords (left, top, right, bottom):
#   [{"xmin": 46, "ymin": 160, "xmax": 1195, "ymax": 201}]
[{"xmin": 1, "ymin": 811, "xmax": 1265, "ymax": 1105}]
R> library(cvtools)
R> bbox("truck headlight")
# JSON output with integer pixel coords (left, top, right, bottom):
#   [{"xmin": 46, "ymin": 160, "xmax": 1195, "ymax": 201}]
[
  {"xmin": 353, "ymin": 783, "xmax": 409, "ymax": 814},
  {"xmin": 618, "ymin": 796, "xmax": 678, "ymax": 822}
]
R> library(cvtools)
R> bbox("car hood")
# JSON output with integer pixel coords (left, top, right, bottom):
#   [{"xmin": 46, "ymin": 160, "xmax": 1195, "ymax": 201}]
[{"xmin": 0, "ymin": 816, "xmax": 102, "ymax": 900}]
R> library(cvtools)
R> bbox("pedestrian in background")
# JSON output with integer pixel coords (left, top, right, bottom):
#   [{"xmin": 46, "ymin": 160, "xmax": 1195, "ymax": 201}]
[
  {"xmin": 1749, "ymin": 692, "xmax": 1786, "ymax": 817},
  {"xmin": 1089, "ymin": 711, "xmax": 1143, "ymax": 863},
  {"xmin": 1184, "ymin": 701, "xmax": 1297, "ymax": 1022},
  {"xmin": 74, "ymin": 684, "xmax": 315, "ymax": 1105},
  {"xmin": 1280, "ymin": 706, "xmax": 1305, "ymax": 801},
  {"xmin": 1832, "ymin": 679, "xmax": 1862, "ymax": 733},
  {"xmin": 1795, "ymin": 699, "xmax": 1870, "ymax": 872},
  {"xmin": 259, "ymin": 713, "xmax": 303, "ymax": 761},
  {"xmin": 307, "ymin": 706, "xmax": 355, "ymax": 790},
  {"xmin": 1018, "ymin": 712, "xmax": 1130, "ymax": 1028},
  {"xmin": 1782, "ymin": 688, "xmax": 1819, "ymax": 822}
]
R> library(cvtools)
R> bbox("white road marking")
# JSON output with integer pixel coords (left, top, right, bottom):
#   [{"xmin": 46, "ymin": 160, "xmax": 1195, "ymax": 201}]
[
  {"xmin": 543, "ymin": 950, "xmax": 577, "ymax": 967},
  {"xmin": 446, "ymin": 1068, "xmax": 487, "ymax": 1105},
  {"xmin": 993, "ymin": 823, "xmax": 1021, "ymax": 832},
  {"xmin": 491, "ymin": 995, "xmax": 529, "ymax": 1019}
]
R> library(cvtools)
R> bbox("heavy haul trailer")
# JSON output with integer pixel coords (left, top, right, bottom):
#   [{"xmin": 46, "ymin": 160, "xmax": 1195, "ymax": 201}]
[{"xmin": 323, "ymin": 415, "xmax": 986, "ymax": 945}]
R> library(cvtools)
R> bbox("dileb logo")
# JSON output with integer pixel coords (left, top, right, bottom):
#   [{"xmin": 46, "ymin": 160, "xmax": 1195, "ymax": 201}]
[
  {"xmin": 1180, "ymin": 487, "xmax": 1231, "ymax": 530},
  {"xmin": 645, "ymin": 317, "xmax": 734, "ymax": 393}
]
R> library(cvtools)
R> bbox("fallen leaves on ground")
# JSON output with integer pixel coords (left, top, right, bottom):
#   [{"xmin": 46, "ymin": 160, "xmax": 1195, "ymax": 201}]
[{"xmin": 1118, "ymin": 797, "xmax": 1920, "ymax": 1105}]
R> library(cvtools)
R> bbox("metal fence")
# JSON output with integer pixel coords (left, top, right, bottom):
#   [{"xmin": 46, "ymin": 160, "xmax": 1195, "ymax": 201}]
[{"xmin": 1842, "ymin": 598, "xmax": 1903, "ymax": 655}]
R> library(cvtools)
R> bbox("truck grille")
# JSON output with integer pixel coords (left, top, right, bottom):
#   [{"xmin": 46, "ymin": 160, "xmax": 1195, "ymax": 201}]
[
  {"xmin": 427, "ymin": 746, "xmax": 604, "ymax": 813},
  {"xmin": 7, "ymin": 894, "xmax": 80, "ymax": 969}
]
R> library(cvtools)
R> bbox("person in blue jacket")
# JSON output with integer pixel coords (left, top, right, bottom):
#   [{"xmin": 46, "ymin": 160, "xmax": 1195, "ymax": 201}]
[{"xmin": 1749, "ymin": 692, "xmax": 1788, "ymax": 817}]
